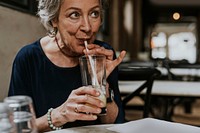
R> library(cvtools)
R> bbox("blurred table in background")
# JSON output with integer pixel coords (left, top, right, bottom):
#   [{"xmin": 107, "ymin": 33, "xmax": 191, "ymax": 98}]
[
  {"xmin": 118, "ymin": 61, "xmax": 200, "ymax": 121},
  {"xmin": 119, "ymin": 80, "xmax": 200, "ymax": 120}
]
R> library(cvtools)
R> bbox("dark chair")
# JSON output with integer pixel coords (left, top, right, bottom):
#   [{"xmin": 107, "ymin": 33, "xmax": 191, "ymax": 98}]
[
  {"xmin": 158, "ymin": 60, "xmax": 200, "ymax": 119},
  {"xmin": 118, "ymin": 61, "xmax": 161, "ymax": 118}
]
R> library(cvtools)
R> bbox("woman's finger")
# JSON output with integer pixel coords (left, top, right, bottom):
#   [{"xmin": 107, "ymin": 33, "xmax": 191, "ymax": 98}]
[
  {"xmin": 74, "ymin": 103, "xmax": 102, "ymax": 115},
  {"xmin": 113, "ymin": 50, "xmax": 126, "ymax": 66},
  {"xmin": 83, "ymin": 46, "xmax": 113, "ymax": 60},
  {"xmin": 70, "ymin": 94, "xmax": 104, "ymax": 108},
  {"xmin": 73, "ymin": 86, "xmax": 100, "ymax": 97},
  {"xmin": 106, "ymin": 50, "xmax": 126, "ymax": 76}
]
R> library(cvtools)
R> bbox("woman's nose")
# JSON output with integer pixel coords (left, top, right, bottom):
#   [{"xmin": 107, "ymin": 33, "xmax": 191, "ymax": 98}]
[{"xmin": 80, "ymin": 17, "xmax": 91, "ymax": 33}]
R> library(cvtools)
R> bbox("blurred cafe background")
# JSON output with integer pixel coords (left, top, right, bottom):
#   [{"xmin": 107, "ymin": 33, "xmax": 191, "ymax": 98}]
[{"xmin": 1, "ymin": 0, "xmax": 200, "ymax": 127}]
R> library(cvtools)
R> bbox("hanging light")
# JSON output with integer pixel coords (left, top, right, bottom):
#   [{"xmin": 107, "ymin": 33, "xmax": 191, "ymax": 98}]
[{"xmin": 173, "ymin": 12, "xmax": 181, "ymax": 20}]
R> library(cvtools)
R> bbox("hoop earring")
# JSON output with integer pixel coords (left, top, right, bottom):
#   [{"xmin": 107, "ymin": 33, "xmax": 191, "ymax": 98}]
[{"xmin": 48, "ymin": 27, "xmax": 58, "ymax": 38}]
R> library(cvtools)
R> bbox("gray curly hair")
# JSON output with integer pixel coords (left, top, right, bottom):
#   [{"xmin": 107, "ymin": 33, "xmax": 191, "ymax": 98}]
[{"xmin": 37, "ymin": 0, "xmax": 109, "ymax": 37}]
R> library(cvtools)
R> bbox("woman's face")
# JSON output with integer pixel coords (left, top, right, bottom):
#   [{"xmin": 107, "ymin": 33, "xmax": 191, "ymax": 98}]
[{"xmin": 53, "ymin": 0, "xmax": 102, "ymax": 56}]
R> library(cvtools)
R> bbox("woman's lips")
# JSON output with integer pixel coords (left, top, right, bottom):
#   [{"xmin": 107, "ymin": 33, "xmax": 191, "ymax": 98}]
[{"xmin": 77, "ymin": 38, "xmax": 90, "ymax": 44}]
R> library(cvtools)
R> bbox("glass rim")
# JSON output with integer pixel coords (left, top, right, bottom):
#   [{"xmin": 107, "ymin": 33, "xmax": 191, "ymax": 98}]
[
  {"xmin": 79, "ymin": 55, "xmax": 106, "ymax": 60},
  {"xmin": 4, "ymin": 95, "xmax": 32, "ymax": 108}
]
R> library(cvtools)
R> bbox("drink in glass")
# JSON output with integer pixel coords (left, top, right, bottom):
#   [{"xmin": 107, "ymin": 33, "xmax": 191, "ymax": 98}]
[{"xmin": 79, "ymin": 55, "xmax": 107, "ymax": 115}]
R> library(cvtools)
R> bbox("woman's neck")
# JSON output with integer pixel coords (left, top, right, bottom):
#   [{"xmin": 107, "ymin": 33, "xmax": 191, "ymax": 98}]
[{"xmin": 40, "ymin": 36, "xmax": 79, "ymax": 68}]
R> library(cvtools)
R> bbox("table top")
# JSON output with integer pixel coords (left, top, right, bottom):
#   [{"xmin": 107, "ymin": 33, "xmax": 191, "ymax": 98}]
[
  {"xmin": 46, "ymin": 124, "xmax": 114, "ymax": 133},
  {"xmin": 46, "ymin": 118, "xmax": 200, "ymax": 133},
  {"xmin": 119, "ymin": 80, "xmax": 200, "ymax": 97},
  {"xmin": 157, "ymin": 67, "xmax": 200, "ymax": 76}
]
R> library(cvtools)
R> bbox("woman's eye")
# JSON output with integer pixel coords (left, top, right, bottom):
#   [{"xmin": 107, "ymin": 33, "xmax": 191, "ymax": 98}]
[
  {"xmin": 91, "ymin": 11, "xmax": 100, "ymax": 18},
  {"xmin": 69, "ymin": 12, "xmax": 80, "ymax": 19}
]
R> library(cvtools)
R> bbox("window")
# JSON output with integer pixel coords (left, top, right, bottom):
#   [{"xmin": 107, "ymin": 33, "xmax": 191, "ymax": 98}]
[{"xmin": 150, "ymin": 22, "xmax": 197, "ymax": 64}]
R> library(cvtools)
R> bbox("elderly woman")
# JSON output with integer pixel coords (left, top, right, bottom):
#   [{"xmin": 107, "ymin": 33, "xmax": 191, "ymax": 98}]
[{"xmin": 8, "ymin": 0, "xmax": 126, "ymax": 132}]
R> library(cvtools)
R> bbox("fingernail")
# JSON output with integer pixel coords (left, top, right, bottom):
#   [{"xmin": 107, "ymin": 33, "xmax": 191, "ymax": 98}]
[
  {"xmin": 100, "ymin": 102, "xmax": 104, "ymax": 107},
  {"xmin": 96, "ymin": 91, "xmax": 100, "ymax": 96},
  {"xmin": 97, "ymin": 109, "xmax": 101, "ymax": 113},
  {"xmin": 93, "ymin": 115, "xmax": 97, "ymax": 119}
]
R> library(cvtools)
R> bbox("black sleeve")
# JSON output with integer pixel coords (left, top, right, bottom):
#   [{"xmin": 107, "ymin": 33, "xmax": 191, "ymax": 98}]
[
  {"xmin": 8, "ymin": 48, "xmax": 32, "ymax": 97},
  {"xmin": 95, "ymin": 40, "xmax": 125, "ymax": 123},
  {"xmin": 107, "ymin": 53, "xmax": 125, "ymax": 123}
]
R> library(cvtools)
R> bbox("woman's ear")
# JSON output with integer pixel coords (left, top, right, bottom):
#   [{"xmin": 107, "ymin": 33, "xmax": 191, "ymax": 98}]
[
  {"xmin": 51, "ymin": 18, "xmax": 58, "ymax": 27},
  {"xmin": 48, "ymin": 18, "xmax": 58, "ymax": 37}
]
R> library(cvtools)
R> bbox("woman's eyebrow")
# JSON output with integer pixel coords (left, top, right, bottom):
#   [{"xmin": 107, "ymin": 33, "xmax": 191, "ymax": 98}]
[{"xmin": 65, "ymin": 5, "xmax": 100, "ymax": 12}]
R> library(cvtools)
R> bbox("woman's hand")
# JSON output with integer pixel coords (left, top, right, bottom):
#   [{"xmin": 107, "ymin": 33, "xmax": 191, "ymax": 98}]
[
  {"xmin": 51, "ymin": 86, "xmax": 105, "ymax": 126},
  {"xmin": 83, "ymin": 44, "xmax": 126, "ymax": 77}
]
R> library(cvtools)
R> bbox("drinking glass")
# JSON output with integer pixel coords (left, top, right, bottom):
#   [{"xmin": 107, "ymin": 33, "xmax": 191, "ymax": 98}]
[
  {"xmin": 4, "ymin": 95, "xmax": 37, "ymax": 133},
  {"xmin": 79, "ymin": 55, "xmax": 107, "ymax": 115},
  {"xmin": 0, "ymin": 102, "xmax": 16, "ymax": 133}
]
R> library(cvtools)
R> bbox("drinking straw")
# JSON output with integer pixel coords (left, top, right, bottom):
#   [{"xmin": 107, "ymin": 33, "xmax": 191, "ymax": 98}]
[{"xmin": 84, "ymin": 41, "xmax": 99, "ymax": 86}]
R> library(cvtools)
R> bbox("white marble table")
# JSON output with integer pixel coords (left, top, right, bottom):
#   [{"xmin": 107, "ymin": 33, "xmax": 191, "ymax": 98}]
[
  {"xmin": 46, "ymin": 118, "xmax": 200, "ymax": 133},
  {"xmin": 46, "ymin": 124, "xmax": 115, "ymax": 133}
]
